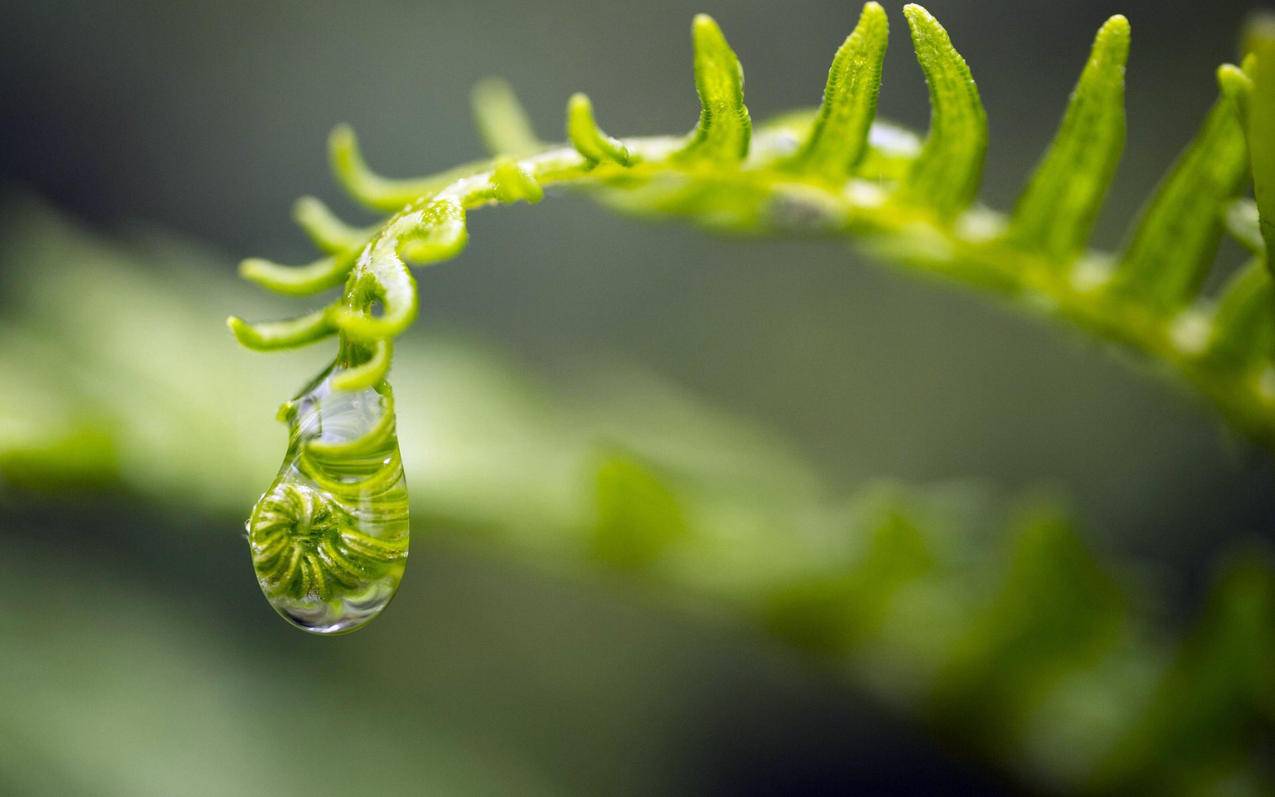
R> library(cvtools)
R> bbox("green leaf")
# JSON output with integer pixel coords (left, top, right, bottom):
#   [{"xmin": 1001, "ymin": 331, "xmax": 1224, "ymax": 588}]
[
  {"xmin": 1113, "ymin": 92, "xmax": 1249, "ymax": 312},
  {"xmin": 330, "ymin": 222, "xmax": 420, "ymax": 342},
  {"xmin": 1208, "ymin": 259, "xmax": 1274, "ymax": 368},
  {"xmin": 589, "ymin": 450, "xmax": 688, "ymax": 570},
  {"xmin": 330, "ymin": 125, "xmax": 485, "ymax": 212},
  {"xmin": 1216, "ymin": 62, "xmax": 1253, "ymax": 128},
  {"xmin": 292, "ymin": 196, "xmax": 370, "ymax": 253},
  {"xmin": 785, "ymin": 2, "xmax": 888, "ymax": 181},
  {"xmin": 232, "ymin": 8, "xmax": 1275, "ymax": 450},
  {"xmin": 489, "ymin": 158, "xmax": 544, "ymax": 204},
  {"xmin": 898, "ymin": 4, "xmax": 987, "ymax": 219},
  {"xmin": 1093, "ymin": 554, "xmax": 1275, "ymax": 792},
  {"xmin": 931, "ymin": 507, "xmax": 1125, "ymax": 736},
  {"xmin": 226, "ymin": 308, "xmax": 335, "ymax": 351},
  {"xmin": 675, "ymin": 14, "xmax": 751, "ymax": 164},
  {"xmin": 1010, "ymin": 16, "xmax": 1130, "ymax": 263},
  {"xmin": 471, "ymin": 78, "xmax": 542, "ymax": 158},
  {"xmin": 0, "ymin": 412, "xmax": 116, "ymax": 492},
  {"xmin": 763, "ymin": 502, "xmax": 933, "ymax": 654},
  {"xmin": 238, "ymin": 249, "xmax": 358, "ymax": 296},
  {"xmin": 566, "ymin": 93, "xmax": 633, "ymax": 166},
  {"xmin": 331, "ymin": 338, "xmax": 392, "ymax": 391},
  {"xmin": 1247, "ymin": 19, "xmax": 1275, "ymax": 267},
  {"xmin": 399, "ymin": 199, "xmax": 469, "ymax": 266}
]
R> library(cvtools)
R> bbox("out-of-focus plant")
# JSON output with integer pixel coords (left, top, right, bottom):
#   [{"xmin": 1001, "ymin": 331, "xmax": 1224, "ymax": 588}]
[
  {"xmin": 1, "ymin": 204, "xmax": 1272, "ymax": 794},
  {"xmin": 232, "ymin": 3, "xmax": 1275, "ymax": 452},
  {"xmin": 6, "ymin": 0, "xmax": 1275, "ymax": 792}
]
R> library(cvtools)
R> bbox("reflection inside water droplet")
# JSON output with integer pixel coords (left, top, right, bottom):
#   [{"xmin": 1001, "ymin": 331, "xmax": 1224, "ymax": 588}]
[{"xmin": 246, "ymin": 366, "xmax": 409, "ymax": 634}]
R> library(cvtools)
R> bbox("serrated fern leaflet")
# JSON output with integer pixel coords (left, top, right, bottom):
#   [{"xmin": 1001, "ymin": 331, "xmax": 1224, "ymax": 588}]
[{"xmin": 229, "ymin": 3, "xmax": 1275, "ymax": 452}]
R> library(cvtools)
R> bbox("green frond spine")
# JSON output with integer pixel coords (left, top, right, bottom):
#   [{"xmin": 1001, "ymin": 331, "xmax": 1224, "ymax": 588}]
[
  {"xmin": 567, "ymin": 93, "xmax": 633, "ymax": 166},
  {"xmin": 1217, "ymin": 63, "xmax": 1253, "ymax": 128},
  {"xmin": 471, "ymin": 78, "xmax": 542, "ymax": 158},
  {"xmin": 238, "ymin": 249, "xmax": 358, "ymax": 296},
  {"xmin": 226, "ymin": 308, "xmax": 335, "ymax": 351},
  {"xmin": 898, "ymin": 4, "xmax": 987, "ymax": 219},
  {"xmin": 786, "ymin": 2, "xmax": 888, "ymax": 181},
  {"xmin": 330, "ymin": 224, "xmax": 420, "ymax": 342},
  {"xmin": 331, "ymin": 125, "xmax": 482, "ymax": 212},
  {"xmin": 330, "ymin": 301, "xmax": 415, "ymax": 343},
  {"xmin": 229, "ymin": 4, "xmax": 1275, "ymax": 453},
  {"xmin": 399, "ymin": 199, "xmax": 468, "ymax": 265},
  {"xmin": 489, "ymin": 158, "xmax": 544, "ymax": 204},
  {"xmin": 1247, "ymin": 25, "xmax": 1275, "ymax": 264},
  {"xmin": 1010, "ymin": 16, "xmax": 1129, "ymax": 264},
  {"xmin": 332, "ymin": 338, "xmax": 392, "ymax": 391},
  {"xmin": 1208, "ymin": 259, "xmax": 1274, "ymax": 368},
  {"xmin": 293, "ymin": 196, "xmax": 370, "ymax": 253},
  {"xmin": 1113, "ymin": 93, "xmax": 1249, "ymax": 312},
  {"xmin": 675, "ymin": 15, "xmax": 751, "ymax": 164}
]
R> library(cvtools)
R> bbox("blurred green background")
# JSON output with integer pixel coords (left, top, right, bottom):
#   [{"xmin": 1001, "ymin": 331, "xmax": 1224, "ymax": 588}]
[{"xmin": 0, "ymin": 1, "xmax": 1272, "ymax": 794}]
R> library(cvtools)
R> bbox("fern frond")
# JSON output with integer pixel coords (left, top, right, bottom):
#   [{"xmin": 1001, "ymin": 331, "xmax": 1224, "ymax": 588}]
[
  {"xmin": 471, "ymin": 77, "xmax": 543, "ymax": 158},
  {"xmin": 566, "ymin": 93, "xmax": 633, "ymax": 166},
  {"xmin": 227, "ymin": 308, "xmax": 334, "ymax": 351},
  {"xmin": 1247, "ymin": 16, "xmax": 1275, "ymax": 261},
  {"xmin": 1010, "ymin": 15, "xmax": 1128, "ymax": 263},
  {"xmin": 331, "ymin": 338, "xmax": 392, "ymax": 391},
  {"xmin": 238, "ymin": 249, "xmax": 358, "ymax": 296},
  {"xmin": 897, "ymin": 4, "xmax": 986, "ymax": 219},
  {"xmin": 231, "ymin": 4, "xmax": 1275, "ymax": 451},
  {"xmin": 1112, "ymin": 92, "xmax": 1248, "ymax": 311},
  {"xmin": 676, "ymin": 14, "xmax": 751, "ymax": 164},
  {"xmin": 786, "ymin": 2, "xmax": 887, "ymax": 181},
  {"xmin": 292, "ymin": 195, "xmax": 372, "ymax": 252}
]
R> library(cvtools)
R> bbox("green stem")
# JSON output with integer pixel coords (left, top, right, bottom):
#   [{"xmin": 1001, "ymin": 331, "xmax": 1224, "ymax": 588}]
[{"xmin": 344, "ymin": 121, "xmax": 1274, "ymax": 446}]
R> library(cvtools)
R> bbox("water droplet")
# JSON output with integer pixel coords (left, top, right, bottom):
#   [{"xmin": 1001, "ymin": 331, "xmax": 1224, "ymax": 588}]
[{"xmin": 246, "ymin": 366, "xmax": 409, "ymax": 634}]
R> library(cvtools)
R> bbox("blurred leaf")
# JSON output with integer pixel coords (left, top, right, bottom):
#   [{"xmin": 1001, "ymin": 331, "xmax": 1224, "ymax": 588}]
[
  {"xmin": 1, "ymin": 202, "xmax": 1273, "ymax": 793},
  {"xmin": 589, "ymin": 449, "xmax": 689, "ymax": 571},
  {"xmin": 929, "ymin": 506, "xmax": 1126, "ymax": 742},
  {"xmin": 762, "ymin": 497, "xmax": 934, "ymax": 654},
  {"xmin": 0, "ymin": 542, "xmax": 560, "ymax": 796},
  {"xmin": 1093, "ymin": 552, "xmax": 1275, "ymax": 793}
]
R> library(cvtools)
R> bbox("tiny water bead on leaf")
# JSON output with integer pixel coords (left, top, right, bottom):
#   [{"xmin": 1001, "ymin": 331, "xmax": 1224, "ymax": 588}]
[{"xmin": 246, "ymin": 367, "xmax": 409, "ymax": 634}]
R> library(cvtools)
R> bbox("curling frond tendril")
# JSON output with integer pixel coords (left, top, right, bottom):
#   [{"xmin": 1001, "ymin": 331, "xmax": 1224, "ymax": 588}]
[{"xmin": 229, "ymin": 3, "xmax": 1275, "ymax": 449}]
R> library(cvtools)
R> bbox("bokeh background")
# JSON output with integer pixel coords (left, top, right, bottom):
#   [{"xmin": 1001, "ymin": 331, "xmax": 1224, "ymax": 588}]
[{"xmin": 1, "ymin": 0, "xmax": 1272, "ymax": 794}]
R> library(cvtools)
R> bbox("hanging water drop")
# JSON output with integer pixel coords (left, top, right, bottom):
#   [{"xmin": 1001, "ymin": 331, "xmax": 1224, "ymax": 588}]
[{"xmin": 246, "ymin": 365, "xmax": 409, "ymax": 634}]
